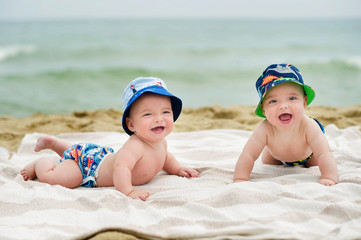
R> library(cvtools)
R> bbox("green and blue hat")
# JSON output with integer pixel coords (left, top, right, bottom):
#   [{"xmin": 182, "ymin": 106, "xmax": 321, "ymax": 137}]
[{"xmin": 255, "ymin": 63, "xmax": 315, "ymax": 118}]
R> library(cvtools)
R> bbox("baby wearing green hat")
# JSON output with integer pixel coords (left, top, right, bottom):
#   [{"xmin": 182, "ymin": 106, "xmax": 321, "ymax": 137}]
[{"xmin": 234, "ymin": 64, "xmax": 338, "ymax": 186}]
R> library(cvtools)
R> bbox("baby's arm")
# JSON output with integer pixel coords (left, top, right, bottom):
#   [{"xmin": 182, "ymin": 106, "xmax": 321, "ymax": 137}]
[
  {"xmin": 163, "ymin": 152, "xmax": 199, "ymax": 178},
  {"xmin": 307, "ymin": 123, "xmax": 338, "ymax": 185},
  {"xmin": 112, "ymin": 143, "xmax": 149, "ymax": 201},
  {"xmin": 234, "ymin": 123, "xmax": 266, "ymax": 182}
]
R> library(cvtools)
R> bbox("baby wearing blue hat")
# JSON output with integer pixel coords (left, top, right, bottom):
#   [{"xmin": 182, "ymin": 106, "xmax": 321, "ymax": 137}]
[
  {"xmin": 233, "ymin": 64, "xmax": 338, "ymax": 186},
  {"xmin": 21, "ymin": 77, "xmax": 199, "ymax": 201}
]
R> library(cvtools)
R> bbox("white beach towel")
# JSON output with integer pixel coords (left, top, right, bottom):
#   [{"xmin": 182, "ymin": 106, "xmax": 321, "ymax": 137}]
[{"xmin": 1, "ymin": 125, "xmax": 361, "ymax": 240}]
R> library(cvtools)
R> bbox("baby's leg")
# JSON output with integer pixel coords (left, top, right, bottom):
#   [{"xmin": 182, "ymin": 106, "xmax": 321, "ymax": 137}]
[
  {"xmin": 36, "ymin": 159, "xmax": 83, "ymax": 188},
  {"xmin": 21, "ymin": 158, "xmax": 82, "ymax": 188},
  {"xmin": 35, "ymin": 136, "xmax": 73, "ymax": 156},
  {"xmin": 261, "ymin": 148, "xmax": 282, "ymax": 165}
]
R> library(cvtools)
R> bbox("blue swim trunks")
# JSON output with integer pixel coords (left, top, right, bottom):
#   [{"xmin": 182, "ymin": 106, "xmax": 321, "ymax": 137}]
[
  {"xmin": 61, "ymin": 143, "xmax": 114, "ymax": 187},
  {"xmin": 282, "ymin": 117, "xmax": 325, "ymax": 167},
  {"xmin": 282, "ymin": 153, "xmax": 313, "ymax": 166}
]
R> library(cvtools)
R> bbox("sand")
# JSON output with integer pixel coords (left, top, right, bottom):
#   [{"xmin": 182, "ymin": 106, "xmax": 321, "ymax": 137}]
[
  {"xmin": 1, "ymin": 104, "xmax": 360, "ymax": 240},
  {"xmin": 0, "ymin": 105, "xmax": 361, "ymax": 153},
  {"xmin": 1, "ymin": 105, "xmax": 360, "ymax": 154}
]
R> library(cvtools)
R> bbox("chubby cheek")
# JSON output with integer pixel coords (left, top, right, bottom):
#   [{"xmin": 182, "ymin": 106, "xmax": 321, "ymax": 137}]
[
  {"xmin": 262, "ymin": 104, "xmax": 275, "ymax": 117},
  {"xmin": 263, "ymin": 106, "xmax": 279, "ymax": 123},
  {"xmin": 294, "ymin": 106, "xmax": 305, "ymax": 120},
  {"xmin": 165, "ymin": 118, "xmax": 174, "ymax": 131},
  {"xmin": 128, "ymin": 118, "xmax": 149, "ymax": 133}
]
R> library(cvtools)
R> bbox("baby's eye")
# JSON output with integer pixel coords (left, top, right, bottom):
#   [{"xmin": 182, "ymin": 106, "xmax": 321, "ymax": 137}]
[
  {"xmin": 143, "ymin": 113, "xmax": 152, "ymax": 117},
  {"xmin": 290, "ymin": 97, "xmax": 297, "ymax": 101},
  {"xmin": 268, "ymin": 99, "xmax": 277, "ymax": 104},
  {"xmin": 163, "ymin": 110, "xmax": 171, "ymax": 114}
]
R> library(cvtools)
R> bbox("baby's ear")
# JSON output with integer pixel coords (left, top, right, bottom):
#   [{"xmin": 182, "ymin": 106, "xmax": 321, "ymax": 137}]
[
  {"xmin": 304, "ymin": 95, "xmax": 308, "ymax": 108},
  {"xmin": 261, "ymin": 103, "xmax": 266, "ymax": 115},
  {"xmin": 126, "ymin": 117, "xmax": 134, "ymax": 132}
]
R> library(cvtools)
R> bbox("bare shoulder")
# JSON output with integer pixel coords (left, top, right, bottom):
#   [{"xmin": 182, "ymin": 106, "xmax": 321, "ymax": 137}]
[
  {"xmin": 255, "ymin": 119, "xmax": 272, "ymax": 135},
  {"xmin": 258, "ymin": 119, "xmax": 271, "ymax": 129},
  {"xmin": 302, "ymin": 115, "xmax": 322, "ymax": 131},
  {"xmin": 302, "ymin": 115, "xmax": 324, "ymax": 142},
  {"xmin": 128, "ymin": 134, "xmax": 147, "ymax": 149},
  {"xmin": 252, "ymin": 119, "xmax": 269, "ymax": 142},
  {"xmin": 115, "ymin": 135, "xmax": 145, "ymax": 158}
]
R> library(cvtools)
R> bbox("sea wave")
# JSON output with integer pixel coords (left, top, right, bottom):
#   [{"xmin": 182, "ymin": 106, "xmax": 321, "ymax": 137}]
[
  {"xmin": 0, "ymin": 45, "xmax": 36, "ymax": 62},
  {"xmin": 344, "ymin": 56, "xmax": 361, "ymax": 69},
  {"xmin": 295, "ymin": 56, "xmax": 361, "ymax": 71}
]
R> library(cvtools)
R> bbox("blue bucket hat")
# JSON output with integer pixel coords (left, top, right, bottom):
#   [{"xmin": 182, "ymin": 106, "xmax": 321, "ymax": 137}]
[
  {"xmin": 121, "ymin": 77, "xmax": 182, "ymax": 135},
  {"xmin": 255, "ymin": 63, "xmax": 315, "ymax": 118}
]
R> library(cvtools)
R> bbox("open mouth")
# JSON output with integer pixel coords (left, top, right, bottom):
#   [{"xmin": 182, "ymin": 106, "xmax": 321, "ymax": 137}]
[
  {"xmin": 279, "ymin": 113, "xmax": 292, "ymax": 123},
  {"xmin": 151, "ymin": 126, "xmax": 165, "ymax": 134}
]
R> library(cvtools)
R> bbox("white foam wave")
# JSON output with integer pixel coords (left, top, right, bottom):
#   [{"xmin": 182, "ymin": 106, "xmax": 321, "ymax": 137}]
[
  {"xmin": 345, "ymin": 56, "xmax": 361, "ymax": 69},
  {"xmin": 295, "ymin": 56, "xmax": 361, "ymax": 70},
  {"xmin": 0, "ymin": 45, "xmax": 36, "ymax": 61}
]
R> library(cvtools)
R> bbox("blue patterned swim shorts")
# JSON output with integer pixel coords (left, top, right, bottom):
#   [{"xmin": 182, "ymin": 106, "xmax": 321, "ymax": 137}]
[{"xmin": 61, "ymin": 143, "xmax": 114, "ymax": 187}]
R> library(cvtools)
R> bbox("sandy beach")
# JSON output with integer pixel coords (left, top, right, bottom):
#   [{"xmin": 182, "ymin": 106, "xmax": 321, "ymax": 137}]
[
  {"xmin": 2, "ymin": 104, "xmax": 361, "ymax": 240},
  {"xmin": 1, "ymin": 105, "xmax": 360, "ymax": 154},
  {"xmin": 2, "ymin": 4, "xmax": 361, "ymax": 240}
]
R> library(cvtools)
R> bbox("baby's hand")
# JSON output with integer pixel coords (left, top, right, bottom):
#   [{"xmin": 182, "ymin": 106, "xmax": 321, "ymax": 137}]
[
  {"xmin": 319, "ymin": 178, "xmax": 337, "ymax": 186},
  {"xmin": 177, "ymin": 167, "xmax": 200, "ymax": 178},
  {"xmin": 127, "ymin": 189, "xmax": 150, "ymax": 201}
]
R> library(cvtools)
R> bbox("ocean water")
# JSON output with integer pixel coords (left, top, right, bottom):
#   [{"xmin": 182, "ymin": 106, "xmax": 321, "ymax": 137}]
[{"xmin": 0, "ymin": 19, "xmax": 360, "ymax": 118}]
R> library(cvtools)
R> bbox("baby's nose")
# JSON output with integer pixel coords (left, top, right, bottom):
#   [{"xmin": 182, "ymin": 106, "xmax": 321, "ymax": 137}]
[
  {"xmin": 155, "ymin": 115, "xmax": 164, "ymax": 122},
  {"xmin": 280, "ymin": 102, "xmax": 288, "ymax": 109}
]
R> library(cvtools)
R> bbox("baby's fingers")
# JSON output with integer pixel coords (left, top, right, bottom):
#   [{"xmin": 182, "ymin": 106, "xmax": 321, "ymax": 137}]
[
  {"xmin": 319, "ymin": 178, "xmax": 336, "ymax": 186},
  {"xmin": 138, "ymin": 192, "xmax": 150, "ymax": 201},
  {"xmin": 128, "ymin": 189, "xmax": 150, "ymax": 201},
  {"xmin": 189, "ymin": 169, "xmax": 200, "ymax": 178},
  {"xmin": 180, "ymin": 168, "xmax": 200, "ymax": 178}
]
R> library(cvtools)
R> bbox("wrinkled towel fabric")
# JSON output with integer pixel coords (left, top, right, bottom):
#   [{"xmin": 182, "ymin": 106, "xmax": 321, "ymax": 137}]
[{"xmin": 1, "ymin": 125, "xmax": 361, "ymax": 240}]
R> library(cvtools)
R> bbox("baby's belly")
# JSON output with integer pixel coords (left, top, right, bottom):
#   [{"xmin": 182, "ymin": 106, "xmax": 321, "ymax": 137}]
[
  {"xmin": 267, "ymin": 142, "xmax": 312, "ymax": 162},
  {"xmin": 96, "ymin": 154, "xmax": 115, "ymax": 187}
]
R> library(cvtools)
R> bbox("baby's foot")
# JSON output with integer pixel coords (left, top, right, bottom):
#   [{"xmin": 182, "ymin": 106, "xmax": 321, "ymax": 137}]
[
  {"xmin": 20, "ymin": 161, "xmax": 37, "ymax": 181},
  {"xmin": 34, "ymin": 136, "xmax": 55, "ymax": 152}
]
